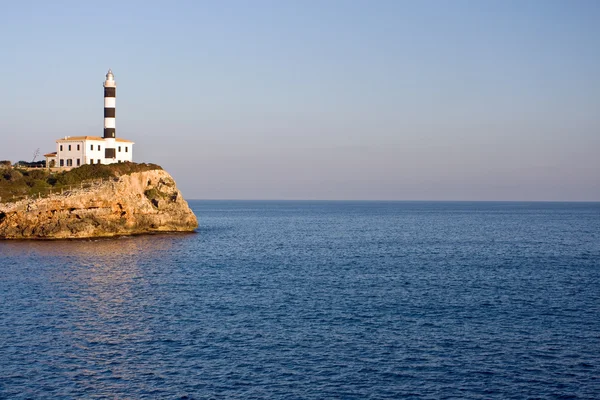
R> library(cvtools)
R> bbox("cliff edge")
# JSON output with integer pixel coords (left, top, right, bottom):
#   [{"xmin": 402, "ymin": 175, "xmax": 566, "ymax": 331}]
[{"xmin": 0, "ymin": 168, "xmax": 198, "ymax": 239}]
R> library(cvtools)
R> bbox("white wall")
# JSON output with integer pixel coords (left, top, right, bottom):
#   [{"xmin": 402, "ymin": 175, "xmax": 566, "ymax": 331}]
[
  {"xmin": 115, "ymin": 142, "xmax": 133, "ymax": 163},
  {"xmin": 56, "ymin": 138, "xmax": 134, "ymax": 167},
  {"xmin": 56, "ymin": 141, "xmax": 84, "ymax": 167},
  {"xmin": 83, "ymin": 140, "xmax": 106, "ymax": 165}
]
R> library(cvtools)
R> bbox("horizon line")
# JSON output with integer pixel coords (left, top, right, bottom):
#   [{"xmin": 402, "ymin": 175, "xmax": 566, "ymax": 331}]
[{"xmin": 185, "ymin": 199, "xmax": 600, "ymax": 203}]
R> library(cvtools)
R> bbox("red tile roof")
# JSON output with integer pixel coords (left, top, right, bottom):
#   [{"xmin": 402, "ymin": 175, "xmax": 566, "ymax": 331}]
[{"xmin": 55, "ymin": 136, "xmax": 134, "ymax": 143}]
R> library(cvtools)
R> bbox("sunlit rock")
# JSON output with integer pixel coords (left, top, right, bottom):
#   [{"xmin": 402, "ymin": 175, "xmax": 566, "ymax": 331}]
[{"xmin": 0, "ymin": 169, "xmax": 197, "ymax": 239}]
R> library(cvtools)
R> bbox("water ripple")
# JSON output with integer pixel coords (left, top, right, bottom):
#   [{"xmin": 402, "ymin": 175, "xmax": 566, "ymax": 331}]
[{"xmin": 1, "ymin": 201, "xmax": 599, "ymax": 398}]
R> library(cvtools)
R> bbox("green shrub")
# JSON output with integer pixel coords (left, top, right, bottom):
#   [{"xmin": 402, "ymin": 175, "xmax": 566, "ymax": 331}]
[
  {"xmin": 27, "ymin": 169, "xmax": 49, "ymax": 180},
  {"xmin": 0, "ymin": 162, "xmax": 163, "ymax": 203},
  {"xmin": 3, "ymin": 169, "xmax": 23, "ymax": 182},
  {"xmin": 53, "ymin": 162, "xmax": 162, "ymax": 186}
]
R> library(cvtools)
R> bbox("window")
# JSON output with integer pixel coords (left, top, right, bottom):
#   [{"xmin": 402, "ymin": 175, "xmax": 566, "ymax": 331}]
[
  {"xmin": 68, "ymin": 145, "xmax": 71, "ymax": 151},
  {"xmin": 77, "ymin": 144, "xmax": 80, "ymax": 151},
  {"xmin": 98, "ymin": 159, "xmax": 101, "ymax": 164},
  {"xmin": 77, "ymin": 159, "xmax": 80, "ymax": 166},
  {"xmin": 60, "ymin": 159, "xmax": 64, "ymax": 167},
  {"xmin": 90, "ymin": 159, "xmax": 94, "ymax": 164},
  {"xmin": 90, "ymin": 144, "xmax": 93, "ymax": 151},
  {"xmin": 60, "ymin": 145, "xmax": 63, "ymax": 151},
  {"xmin": 66, "ymin": 159, "xmax": 73, "ymax": 167},
  {"xmin": 98, "ymin": 145, "xmax": 101, "ymax": 151},
  {"xmin": 118, "ymin": 146, "xmax": 121, "ymax": 152},
  {"xmin": 125, "ymin": 146, "xmax": 128, "ymax": 153}
]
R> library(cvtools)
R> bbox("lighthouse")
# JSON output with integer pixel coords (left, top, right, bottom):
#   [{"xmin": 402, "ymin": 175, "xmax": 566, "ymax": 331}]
[
  {"xmin": 103, "ymin": 69, "xmax": 117, "ymax": 159},
  {"xmin": 48, "ymin": 69, "xmax": 134, "ymax": 169}
]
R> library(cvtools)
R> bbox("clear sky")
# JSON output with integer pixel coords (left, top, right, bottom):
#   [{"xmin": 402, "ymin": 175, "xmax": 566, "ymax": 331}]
[{"xmin": 1, "ymin": 0, "xmax": 599, "ymax": 200}]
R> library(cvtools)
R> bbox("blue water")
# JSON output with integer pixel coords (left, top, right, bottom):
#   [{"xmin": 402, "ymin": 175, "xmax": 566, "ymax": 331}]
[{"xmin": 1, "ymin": 201, "xmax": 599, "ymax": 399}]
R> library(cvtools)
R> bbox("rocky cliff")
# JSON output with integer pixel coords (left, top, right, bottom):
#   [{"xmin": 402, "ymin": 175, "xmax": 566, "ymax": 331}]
[{"xmin": 0, "ymin": 169, "xmax": 198, "ymax": 239}]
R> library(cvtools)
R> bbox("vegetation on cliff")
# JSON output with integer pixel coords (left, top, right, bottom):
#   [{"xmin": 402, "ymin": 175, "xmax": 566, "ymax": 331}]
[
  {"xmin": 0, "ymin": 168, "xmax": 197, "ymax": 239},
  {"xmin": 0, "ymin": 163, "xmax": 162, "ymax": 202}
]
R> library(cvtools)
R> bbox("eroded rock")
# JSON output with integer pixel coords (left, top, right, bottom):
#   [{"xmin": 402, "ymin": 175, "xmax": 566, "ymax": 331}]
[{"xmin": 0, "ymin": 169, "xmax": 197, "ymax": 239}]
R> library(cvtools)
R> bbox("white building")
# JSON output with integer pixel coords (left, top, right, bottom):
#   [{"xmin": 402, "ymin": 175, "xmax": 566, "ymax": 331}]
[
  {"xmin": 46, "ymin": 69, "xmax": 135, "ymax": 169},
  {"xmin": 53, "ymin": 136, "xmax": 134, "ymax": 167}
]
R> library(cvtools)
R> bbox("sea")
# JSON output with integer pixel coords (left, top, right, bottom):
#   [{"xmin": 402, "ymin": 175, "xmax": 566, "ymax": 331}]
[{"xmin": 0, "ymin": 200, "xmax": 599, "ymax": 399}]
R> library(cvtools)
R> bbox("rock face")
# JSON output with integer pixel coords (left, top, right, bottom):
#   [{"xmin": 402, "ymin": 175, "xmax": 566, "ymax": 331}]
[{"xmin": 0, "ymin": 169, "xmax": 198, "ymax": 239}]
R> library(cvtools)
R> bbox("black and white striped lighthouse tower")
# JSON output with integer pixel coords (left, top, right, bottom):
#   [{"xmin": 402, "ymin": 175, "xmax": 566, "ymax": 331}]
[{"xmin": 103, "ymin": 69, "xmax": 117, "ymax": 159}]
